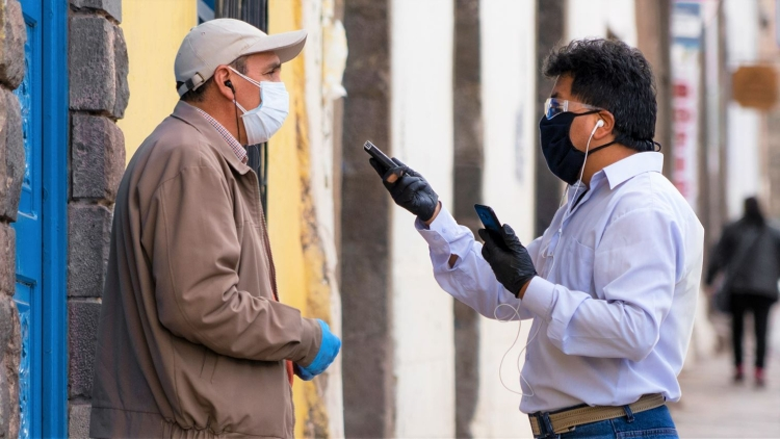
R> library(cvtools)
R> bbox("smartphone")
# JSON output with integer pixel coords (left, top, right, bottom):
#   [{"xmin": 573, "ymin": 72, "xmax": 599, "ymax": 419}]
[
  {"xmin": 474, "ymin": 204, "xmax": 508, "ymax": 249},
  {"xmin": 474, "ymin": 204, "xmax": 501, "ymax": 232},
  {"xmin": 363, "ymin": 140, "xmax": 396, "ymax": 172}
]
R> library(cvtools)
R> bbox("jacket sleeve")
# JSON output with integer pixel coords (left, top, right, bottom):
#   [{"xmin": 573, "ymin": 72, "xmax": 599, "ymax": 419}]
[{"xmin": 147, "ymin": 161, "xmax": 321, "ymax": 366}]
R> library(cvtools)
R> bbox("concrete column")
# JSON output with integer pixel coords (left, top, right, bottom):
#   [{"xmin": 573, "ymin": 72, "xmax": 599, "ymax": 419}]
[
  {"xmin": 534, "ymin": 0, "xmax": 565, "ymax": 236},
  {"xmin": 452, "ymin": 1, "xmax": 482, "ymax": 437},
  {"xmin": 390, "ymin": 0, "xmax": 455, "ymax": 435},
  {"xmin": 636, "ymin": 0, "xmax": 672, "ymax": 178},
  {"xmin": 340, "ymin": 1, "xmax": 395, "ymax": 437},
  {"xmin": 67, "ymin": 1, "xmax": 128, "ymax": 436},
  {"xmin": 724, "ymin": 0, "xmax": 760, "ymax": 219},
  {"xmin": 474, "ymin": 1, "xmax": 536, "ymax": 437}
]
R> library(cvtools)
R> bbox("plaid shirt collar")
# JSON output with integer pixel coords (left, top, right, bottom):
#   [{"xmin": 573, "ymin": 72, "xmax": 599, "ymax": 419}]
[{"xmin": 194, "ymin": 107, "xmax": 248, "ymax": 164}]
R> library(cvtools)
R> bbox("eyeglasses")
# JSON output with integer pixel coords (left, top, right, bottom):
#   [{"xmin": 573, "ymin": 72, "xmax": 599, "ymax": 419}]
[{"xmin": 544, "ymin": 98, "xmax": 603, "ymax": 120}]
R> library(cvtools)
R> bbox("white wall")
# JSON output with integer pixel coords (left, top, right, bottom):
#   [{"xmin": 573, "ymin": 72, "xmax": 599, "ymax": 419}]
[
  {"xmin": 567, "ymin": 0, "xmax": 637, "ymax": 46},
  {"xmin": 473, "ymin": 1, "xmax": 537, "ymax": 437},
  {"xmin": 390, "ymin": 0, "xmax": 456, "ymax": 436},
  {"xmin": 724, "ymin": 0, "xmax": 761, "ymax": 220}
]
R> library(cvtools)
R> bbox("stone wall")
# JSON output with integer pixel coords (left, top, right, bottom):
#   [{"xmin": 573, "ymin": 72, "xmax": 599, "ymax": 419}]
[
  {"xmin": 67, "ymin": 0, "xmax": 127, "ymax": 437},
  {"xmin": 0, "ymin": 0, "xmax": 26, "ymax": 437}
]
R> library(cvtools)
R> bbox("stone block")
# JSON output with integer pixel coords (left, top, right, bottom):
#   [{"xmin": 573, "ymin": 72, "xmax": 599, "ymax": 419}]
[
  {"xmin": 0, "ymin": 89, "xmax": 23, "ymax": 222},
  {"xmin": 0, "ymin": 298, "xmax": 14, "ymax": 438},
  {"xmin": 0, "ymin": 349, "xmax": 9, "ymax": 439},
  {"xmin": 69, "ymin": 16, "xmax": 126, "ymax": 118},
  {"xmin": 2, "ymin": 300, "xmax": 18, "ymax": 439},
  {"xmin": 0, "ymin": 224, "xmax": 14, "ymax": 296},
  {"xmin": 70, "ymin": 0, "xmax": 121, "ymax": 23},
  {"xmin": 112, "ymin": 25, "xmax": 129, "ymax": 118},
  {"xmin": 0, "ymin": 0, "xmax": 26, "ymax": 90},
  {"xmin": 71, "ymin": 114, "xmax": 125, "ymax": 201},
  {"xmin": 68, "ymin": 403, "xmax": 91, "ymax": 439},
  {"xmin": 68, "ymin": 301, "xmax": 100, "ymax": 398},
  {"xmin": 0, "ymin": 367, "xmax": 11, "ymax": 438},
  {"xmin": 67, "ymin": 204, "xmax": 112, "ymax": 297},
  {"xmin": 0, "ymin": 299, "xmax": 11, "ymax": 360}
]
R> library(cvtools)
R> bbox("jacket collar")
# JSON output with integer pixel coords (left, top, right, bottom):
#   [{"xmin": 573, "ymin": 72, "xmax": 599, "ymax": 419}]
[{"xmin": 170, "ymin": 101, "xmax": 252, "ymax": 175}]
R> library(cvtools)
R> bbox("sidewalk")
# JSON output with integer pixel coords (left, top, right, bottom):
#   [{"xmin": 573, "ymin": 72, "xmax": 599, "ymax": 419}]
[{"xmin": 669, "ymin": 308, "xmax": 780, "ymax": 438}]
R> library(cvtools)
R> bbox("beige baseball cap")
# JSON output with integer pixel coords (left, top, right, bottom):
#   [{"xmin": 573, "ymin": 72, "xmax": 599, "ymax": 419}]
[{"xmin": 175, "ymin": 18, "xmax": 307, "ymax": 97}]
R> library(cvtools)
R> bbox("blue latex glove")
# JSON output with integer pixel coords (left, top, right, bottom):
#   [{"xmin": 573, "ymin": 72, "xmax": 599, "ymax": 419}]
[{"xmin": 295, "ymin": 319, "xmax": 341, "ymax": 381}]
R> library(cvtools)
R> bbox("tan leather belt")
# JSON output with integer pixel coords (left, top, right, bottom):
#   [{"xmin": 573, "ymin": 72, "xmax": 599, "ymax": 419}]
[{"xmin": 529, "ymin": 393, "xmax": 666, "ymax": 436}]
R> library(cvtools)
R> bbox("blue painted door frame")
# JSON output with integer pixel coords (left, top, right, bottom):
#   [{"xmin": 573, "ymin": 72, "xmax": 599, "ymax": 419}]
[
  {"xmin": 12, "ymin": 0, "xmax": 67, "ymax": 437},
  {"xmin": 13, "ymin": 0, "xmax": 43, "ymax": 433}
]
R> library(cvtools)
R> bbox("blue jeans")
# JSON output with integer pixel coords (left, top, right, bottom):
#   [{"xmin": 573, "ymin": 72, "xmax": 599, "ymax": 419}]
[{"xmin": 533, "ymin": 405, "xmax": 678, "ymax": 439}]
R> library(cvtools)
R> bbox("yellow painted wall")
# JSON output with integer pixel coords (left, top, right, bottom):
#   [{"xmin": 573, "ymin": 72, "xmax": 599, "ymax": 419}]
[
  {"xmin": 117, "ymin": 0, "xmax": 197, "ymax": 162},
  {"xmin": 267, "ymin": 3, "xmax": 307, "ymax": 314},
  {"xmin": 268, "ymin": 1, "xmax": 332, "ymax": 437},
  {"xmin": 267, "ymin": 1, "xmax": 310, "ymax": 436}
]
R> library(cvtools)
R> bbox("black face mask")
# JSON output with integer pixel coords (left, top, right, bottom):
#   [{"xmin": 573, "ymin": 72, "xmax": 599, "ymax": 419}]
[{"xmin": 539, "ymin": 111, "xmax": 614, "ymax": 185}]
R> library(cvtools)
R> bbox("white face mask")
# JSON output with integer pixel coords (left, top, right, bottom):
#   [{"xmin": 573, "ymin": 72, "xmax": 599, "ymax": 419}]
[{"xmin": 229, "ymin": 67, "xmax": 289, "ymax": 145}]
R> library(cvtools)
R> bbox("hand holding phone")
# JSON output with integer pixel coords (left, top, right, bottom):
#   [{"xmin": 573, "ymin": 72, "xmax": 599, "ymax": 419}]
[
  {"xmin": 365, "ymin": 141, "xmax": 440, "ymax": 222},
  {"xmin": 474, "ymin": 204, "xmax": 537, "ymax": 297},
  {"xmin": 364, "ymin": 141, "xmax": 403, "ymax": 183},
  {"xmin": 474, "ymin": 204, "xmax": 508, "ymax": 250}
]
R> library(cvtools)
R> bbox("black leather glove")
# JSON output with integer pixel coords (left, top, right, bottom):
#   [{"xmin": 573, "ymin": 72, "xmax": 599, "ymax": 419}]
[
  {"xmin": 478, "ymin": 224, "xmax": 537, "ymax": 297},
  {"xmin": 369, "ymin": 157, "xmax": 439, "ymax": 222}
]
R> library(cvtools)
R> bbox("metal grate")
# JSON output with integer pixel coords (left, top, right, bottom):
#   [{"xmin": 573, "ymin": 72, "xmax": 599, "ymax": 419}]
[{"xmin": 214, "ymin": 0, "xmax": 268, "ymax": 32}]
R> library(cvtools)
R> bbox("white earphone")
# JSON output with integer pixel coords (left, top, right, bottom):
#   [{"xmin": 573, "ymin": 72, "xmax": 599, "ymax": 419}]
[{"xmin": 494, "ymin": 116, "xmax": 607, "ymax": 398}]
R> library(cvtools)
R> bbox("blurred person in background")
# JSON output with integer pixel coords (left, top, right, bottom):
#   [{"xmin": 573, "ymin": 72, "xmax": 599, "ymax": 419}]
[
  {"xmin": 706, "ymin": 196, "xmax": 780, "ymax": 387},
  {"xmin": 371, "ymin": 39, "xmax": 703, "ymax": 439},
  {"xmin": 89, "ymin": 19, "xmax": 340, "ymax": 438}
]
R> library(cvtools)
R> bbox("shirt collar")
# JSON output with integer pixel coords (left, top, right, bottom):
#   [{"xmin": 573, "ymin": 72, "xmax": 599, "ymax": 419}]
[
  {"xmin": 193, "ymin": 106, "xmax": 248, "ymax": 164},
  {"xmin": 596, "ymin": 151, "xmax": 664, "ymax": 190}
]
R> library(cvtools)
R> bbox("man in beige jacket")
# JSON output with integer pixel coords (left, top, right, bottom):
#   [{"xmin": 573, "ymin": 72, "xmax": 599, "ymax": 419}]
[{"xmin": 89, "ymin": 19, "xmax": 341, "ymax": 438}]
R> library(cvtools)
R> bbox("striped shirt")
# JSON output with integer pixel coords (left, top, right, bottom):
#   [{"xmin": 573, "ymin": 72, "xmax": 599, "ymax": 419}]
[{"xmin": 194, "ymin": 107, "xmax": 248, "ymax": 164}]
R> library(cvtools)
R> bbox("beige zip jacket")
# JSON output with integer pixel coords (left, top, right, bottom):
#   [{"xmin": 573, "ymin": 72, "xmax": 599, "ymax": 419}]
[{"xmin": 89, "ymin": 102, "xmax": 321, "ymax": 438}]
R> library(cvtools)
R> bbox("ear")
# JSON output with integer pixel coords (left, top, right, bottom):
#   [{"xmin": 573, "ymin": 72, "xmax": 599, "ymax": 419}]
[
  {"xmin": 212, "ymin": 65, "xmax": 235, "ymax": 101},
  {"xmin": 592, "ymin": 110, "xmax": 616, "ymax": 141}
]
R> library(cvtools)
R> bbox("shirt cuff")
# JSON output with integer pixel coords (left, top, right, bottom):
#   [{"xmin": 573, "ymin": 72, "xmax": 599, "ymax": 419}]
[
  {"xmin": 520, "ymin": 276, "xmax": 555, "ymax": 320},
  {"xmin": 415, "ymin": 205, "xmax": 472, "ymax": 263}
]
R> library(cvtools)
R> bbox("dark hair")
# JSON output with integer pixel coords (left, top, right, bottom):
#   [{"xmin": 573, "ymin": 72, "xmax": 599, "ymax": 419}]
[
  {"xmin": 743, "ymin": 196, "xmax": 765, "ymax": 225},
  {"xmin": 178, "ymin": 55, "xmax": 249, "ymax": 103},
  {"xmin": 544, "ymin": 38, "xmax": 657, "ymax": 152}
]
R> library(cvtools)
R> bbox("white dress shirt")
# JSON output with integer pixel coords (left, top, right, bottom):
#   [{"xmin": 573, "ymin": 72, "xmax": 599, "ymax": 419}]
[{"xmin": 416, "ymin": 152, "xmax": 704, "ymax": 414}]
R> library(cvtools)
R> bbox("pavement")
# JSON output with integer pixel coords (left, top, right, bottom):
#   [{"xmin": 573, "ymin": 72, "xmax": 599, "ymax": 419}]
[{"xmin": 670, "ymin": 307, "xmax": 780, "ymax": 438}]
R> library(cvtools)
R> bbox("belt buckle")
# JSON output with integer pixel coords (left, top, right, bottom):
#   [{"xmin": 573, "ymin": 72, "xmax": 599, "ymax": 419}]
[{"xmin": 531, "ymin": 412, "xmax": 555, "ymax": 438}]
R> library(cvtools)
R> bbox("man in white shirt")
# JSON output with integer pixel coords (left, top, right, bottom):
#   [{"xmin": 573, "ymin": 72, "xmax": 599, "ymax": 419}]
[{"xmin": 370, "ymin": 39, "xmax": 703, "ymax": 439}]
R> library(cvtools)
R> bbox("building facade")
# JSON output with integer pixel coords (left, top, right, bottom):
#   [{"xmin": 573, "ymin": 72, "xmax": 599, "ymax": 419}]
[{"xmin": 2, "ymin": 0, "xmax": 774, "ymax": 437}]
